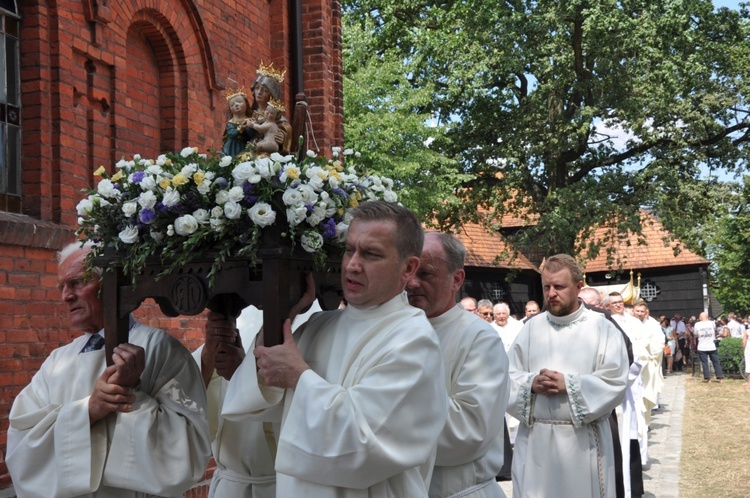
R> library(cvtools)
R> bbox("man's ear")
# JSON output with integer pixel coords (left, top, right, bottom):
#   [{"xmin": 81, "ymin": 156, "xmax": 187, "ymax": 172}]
[{"xmin": 402, "ymin": 256, "xmax": 421, "ymax": 283}]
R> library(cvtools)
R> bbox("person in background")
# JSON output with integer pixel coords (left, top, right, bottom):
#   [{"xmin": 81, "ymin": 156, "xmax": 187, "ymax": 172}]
[
  {"xmin": 6, "ymin": 241, "xmax": 211, "ymax": 497},
  {"xmin": 407, "ymin": 232, "xmax": 510, "ymax": 498},
  {"xmin": 460, "ymin": 296, "xmax": 478, "ymax": 314},
  {"xmin": 694, "ymin": 312, "xmax": 725, "ymax": 383},
  {"xmin": 477, "ymin": 299, "xmax": 494, "ymax": 323}
]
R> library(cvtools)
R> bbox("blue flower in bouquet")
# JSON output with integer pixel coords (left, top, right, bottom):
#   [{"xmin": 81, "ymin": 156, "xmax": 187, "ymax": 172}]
[{"xmin": 76, "ymin": 147, "xmax": 399, "ymax": 284}]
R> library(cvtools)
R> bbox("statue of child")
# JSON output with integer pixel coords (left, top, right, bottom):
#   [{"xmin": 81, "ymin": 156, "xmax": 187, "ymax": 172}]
[
  {"xmin": 222, "ymin": 91, "xmax": 254, "ymax": 157},
  {"xmin": 251, "ymin": 98, "xmax": 284, "ymax": 153}
]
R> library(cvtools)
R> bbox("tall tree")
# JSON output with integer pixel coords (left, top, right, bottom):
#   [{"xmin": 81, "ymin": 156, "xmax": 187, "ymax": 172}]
[{"xmin": 343, "ymin": 0, "xmax": 750, "ymax": 261}]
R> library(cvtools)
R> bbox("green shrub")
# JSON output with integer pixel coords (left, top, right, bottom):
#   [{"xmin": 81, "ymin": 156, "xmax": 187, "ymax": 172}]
[{"xmin": 717, "ymin": 337, "xmax": 744, "ymax": 374}]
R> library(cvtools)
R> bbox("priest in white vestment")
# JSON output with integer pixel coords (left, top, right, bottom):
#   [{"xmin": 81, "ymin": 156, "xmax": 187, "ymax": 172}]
[
  {"xmin": 507, "ymin": 254, "xmax": 628, "ymax": 498},
  {"xmin": 407, "ymin": 232, "xmax": 510, "ymax": 498},
  {"xmin": 633, "ymin": 302, "xmax": 665, "ymax": 425},
  {"xmin": 7, "ymin": 242, "xmax": 211, "ymax": 498},
  {"xmin": 216, "ymin": 201, "xmax": 448, "ymax": 497}
]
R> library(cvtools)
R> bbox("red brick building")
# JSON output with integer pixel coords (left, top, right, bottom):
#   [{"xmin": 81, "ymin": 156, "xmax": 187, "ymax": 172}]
[{"xmin": 0, "ymin": 0, "xmax": 343, "ymax": 494}]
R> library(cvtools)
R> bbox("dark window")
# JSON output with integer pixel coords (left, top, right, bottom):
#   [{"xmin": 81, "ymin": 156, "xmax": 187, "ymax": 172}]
[{"xmin": 0, "ymin": 6, "xmax": 21, "ymax": 213}]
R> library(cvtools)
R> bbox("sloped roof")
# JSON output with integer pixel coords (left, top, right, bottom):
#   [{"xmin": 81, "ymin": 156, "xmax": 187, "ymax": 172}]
[
  {"xmin": 454, "ymin": 222, "xmax": 539, "ymax": 272},
  {"xmin": 581, "ymin": 210, "xmax": 709, "ymax": 272}
]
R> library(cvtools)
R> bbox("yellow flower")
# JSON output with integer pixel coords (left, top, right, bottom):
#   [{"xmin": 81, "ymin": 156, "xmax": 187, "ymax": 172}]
[
  {"xmin": 354, "ymin": 191, "xmax": 362, "ymax": 200},
  {"xmin": 193, "ymin": 171, "xmax": 205, "ymax": 185},
  {"xmin": 94, "ymin": 166, "xmax": 106, "ymax": 176},
  {"xmin": 337, "ymin": 208, "xmax": 344, "ymax": 216},
  {"xmin": 332, "ymin": 160, "xmax": 343, "ymax": 172},
  {"xmin": 348, "ymin": 198, "xmax": 359, "ymax": 208},
  {"xmin": 285, "ymin": 166, "xmax": 300, "ymax": 180},
  {"xmin": 159, "ymin": 177, "xmax": 172, "ymax": 189},
  {"xmin": 172, "ymin": 173, "xmax": 188, "ymax": 187},
  {"xmin": 111, "ymin": 171, "xmax": 124, "ymax": 182}
]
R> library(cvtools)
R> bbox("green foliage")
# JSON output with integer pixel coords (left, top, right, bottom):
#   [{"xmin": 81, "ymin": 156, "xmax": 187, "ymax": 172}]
[
  {"xmin": 709, "ymin": 175, "xmax": 750, "ymax": 312},
  {"xmin": 717, "ymin": 337, "xmax": 745, "ymax": 374},
  {"xmin": 343, "ymin": 0, "xmax": 750, "ymax": 262}
]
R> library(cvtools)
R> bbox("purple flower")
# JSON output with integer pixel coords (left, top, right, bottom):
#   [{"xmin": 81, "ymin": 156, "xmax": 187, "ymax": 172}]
[
  {"xmin": 245, "ymin": 195, "xmax": 259, "ymax": 204},
  {"xmin": 332, "ymin": 187, "xmax": 348, "ymax": 199},
  {"xmin": 132, "ymin": 171, "xmax": 145, "ymax": 184},
  {"xmin": 212, "ymin": 177, "xmax": 229, "ymax": 189},
  {"xmin": 306, "ymin": 204, "xmax": 314, "ymax": 214},
  {"xmin": 139, "ymin": 208, "xmax": 155, "ymax": 224},
  {"xmin": 322, "ymin": 218, "xmax": 337, "ymax": 239}
]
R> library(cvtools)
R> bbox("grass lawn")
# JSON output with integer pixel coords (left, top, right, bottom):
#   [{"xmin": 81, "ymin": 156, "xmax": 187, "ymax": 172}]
[{"xmin": 680, "ymin": 376, "xmax": 750, "ymax": 497}]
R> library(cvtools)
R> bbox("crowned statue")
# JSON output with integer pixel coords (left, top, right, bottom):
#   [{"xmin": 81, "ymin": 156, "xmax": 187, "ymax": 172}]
[{"xmin": 222, "ymin": 62, "xmax": 294, "ymax": 157}]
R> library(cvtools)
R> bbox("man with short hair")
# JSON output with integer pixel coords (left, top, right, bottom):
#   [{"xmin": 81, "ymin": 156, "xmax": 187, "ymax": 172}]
[
  {"xmin": 217, "ymin": 201, "xmax": 448, "ymax": 497},
  {"xmin": 670, "ymin": 314, "xmax": 687, "ymax": 371},
  {"xmin": 492, "ymin": 302, "xmax": 522, "ymax": 353},
  {"xmin": 695, "ymin": 311, "xmax": 725, "ymax": 383},
  {"xmin": 477, "ymin": 299, "xmax": 494, "ymax": 323},
  {"xmin": 632, "ymin": 302, "xmax": 665, "ymax": 425},
  {"xmin": 407, "ymin": 232, "xmax": 509, "ymax": 498},
  {"xmin": 524, "ymin": 300, "xmax": 540, "ymax": 318},
  {"xmin": 460, "ymin": 296, "xmax": 478, "ymax": 314},
  {"xmin": 7, "ymin": 242, "xmax": 211, "ymax": 497},
  {"xmin": 507, "ymin": 254, "xmax": 628, "ymax": 498}
]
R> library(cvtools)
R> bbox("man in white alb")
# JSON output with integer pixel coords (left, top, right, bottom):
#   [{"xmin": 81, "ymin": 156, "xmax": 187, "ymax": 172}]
[
  {"xmin": 492, "ymin": 302, "xmax": 522, "ymax": 351},
  {"xmin": 632, "ymin": 302, "xmax": 665, "ymax": 424},
  {"xmin": 407, "ymin": 232, "xmax": 510, "ymax": 498},
  {"xmin": 507, "ymin": 254, "xmax": 628, "ymax": 498},
  {"xmin": 212, "ymin": 201, "xmax": 448, "ymax": 497},
  {"xmin": 6, "ymin": 242, "xmax": 211, "ymax": 497}
]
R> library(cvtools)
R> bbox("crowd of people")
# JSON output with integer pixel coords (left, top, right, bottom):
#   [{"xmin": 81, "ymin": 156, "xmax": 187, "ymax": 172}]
[{"xmin": 6, "ymin": 199, "xmax": 750, "ymax": 498}]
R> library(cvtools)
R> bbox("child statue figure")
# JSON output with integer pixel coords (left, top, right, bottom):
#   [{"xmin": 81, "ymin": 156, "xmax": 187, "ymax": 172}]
[{"xmin": 251, "ymin": 98, "xmax": 285, "ymax": 153}]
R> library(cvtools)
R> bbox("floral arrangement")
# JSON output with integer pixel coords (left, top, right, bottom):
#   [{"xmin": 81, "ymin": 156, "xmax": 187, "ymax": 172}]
[{"xmin": 76, "ymin": 147, "xmax": 398, "ymax": 284}]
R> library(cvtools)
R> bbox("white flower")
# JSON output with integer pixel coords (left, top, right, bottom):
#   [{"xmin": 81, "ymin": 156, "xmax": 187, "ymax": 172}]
[
  {"xmin": 331, "ymin": 146, "xmax": 342, "ymax": 156},
  {"xmin": 118, "ymin": 226, "xmax": 139, "ymax": 244},
  {"xmin": 255, "ymin": 157, "xmax": 275, "ymax": 179},
  {"xmin": 271, "ymin": 152, "xmax": 293, "ymax": 163},
  {"xmin": 174, "ymin": 214, "xmax": 199, "ymax": 236},
  {"xmin": 247, "ymin": 172, "xmax": 262, "ymax": 184},
  {"xmin": 306, "ymin": 149, "xmax": 317, "ymax": 158},
  {"xmin": 146, "ymin": 165, "xmax": 163, "ymax": 175},
  {"xmin": 215, "ymin": 190, "xmax": 230, "ymax": 205},
  {"xmin": 137, "ymin": 190, "xmax": 157, "ymax": 210},
  {"xmin": 150, "ymin": 230, "xmax": 165, "ymax": 243},
  {"xmin": 193, "ymin": 209, "xmax": 210, "ymax": 224},
  {"xmin": 300, "ymin": 231, "xmax": 324, "ymax": 253},
  {"xmin": 210, "ymin": 206, "xmax": 224, "ymax": 218},
  {"xmin": 156, "ymin": 154, "xmax": 168, "ymax": 166},
  {"xmin": 383, "ymin": 190, "xmax": 398, "ymax": 202},
  {"xmin": 180, "ymin": 163, "xmax": 198, "ymax": 177},
  {"xmin": 224, "ymin": 200, "xmax": 242, "ymax": 220},
  {"xmin": 219, "ymin": 155, "xmax": 233, "ymax": 167},
  {"xmin": 180, "ymin": 146, "xmax": 198, "ymax": 158},
  {"xmin": 232, "ymin": 162, "xmax": 256, "ymax": 182},
  {"xmin": 282, "ymin": 188, "xmax": 304, "ymax": 206},
  {"xmin": 344, "ymin": 148, "xmax": 354, "ymax": 156},
  {"xmin": 355, "ymin": 151, "xmax": 361, "ymax": 158},
  {"xmin": 122, "ymin": 201, "xmax": 138, "ymax": 217},
  {"xmin": 297, "ymin": 184, "xmax": 319, "ymax": 205},
  {"xmin": 286, "ymin": 205, "xmax": 307, "ymax": 227},
  {"xmin": 162, "ymin": 187, "xmax": 181, "ymax": 207},
  {"xmin": 96, "ymin": 179, "xmax": 118, "ymax": 199},
  {"xmin": 307, "ymin": 204, "xmax": 327, "ymax": 227},
  {"xmin": 197, "ymin": 179, "xmax": 212, "ymax": 195},
  {"xmin": 140, "ymin": 175, "xmax": 156, "ymax": 191},
  {"xmin": 248, "ymin": 202, "xmax": 276, "ymax": 227},
  {"xmin": 167, "ymin": 224, "xmax": 175, "ymax": 236},
  {"xmin": 210, "ymin": 218, "xmax": 226, "ymax": 232},
  {"xmin": 76, "ymin": 198, "xmax": 94, "ymax": 216},
  {"xmin": 228, "ymin": 186, "xmax": 244, "ymax": 202},
  {"xmin": 335, "ymin": 221, "xmax": 349, "ymax": 242},
  {"xmin": 323, "ymin": 198, "xmax": 337, "ymax": 217},
  {"xmin": 116, "ymin": 158, "xmax": 129, "ymax": 169}
]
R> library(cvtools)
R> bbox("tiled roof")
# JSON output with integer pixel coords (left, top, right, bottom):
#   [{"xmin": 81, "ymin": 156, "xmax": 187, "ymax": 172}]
[
  {"xmin": 580, "ymin": 210, "xmax": 709, "ymax": 272},
  {"xmin": 454, "ymin": 223, "xmax": 539, "ymax": 271}
]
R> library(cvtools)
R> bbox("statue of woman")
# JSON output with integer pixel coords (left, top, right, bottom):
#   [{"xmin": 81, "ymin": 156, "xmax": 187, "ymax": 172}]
[
  {"xmin": 222, "ymin": 90, "xmax": 254, "ymax": 157},
  {"xmin": 248, "ymin": 62, "xmax": 294, "ymax": 154}
]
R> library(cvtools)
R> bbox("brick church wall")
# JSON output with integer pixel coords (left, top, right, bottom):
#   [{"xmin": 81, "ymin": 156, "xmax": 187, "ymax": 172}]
[{"xmin": 0, "ymin": 0, "xmax": 342, "ymax": 493}]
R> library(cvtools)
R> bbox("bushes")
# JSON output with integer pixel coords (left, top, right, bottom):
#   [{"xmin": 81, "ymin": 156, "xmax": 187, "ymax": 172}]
[{"xmin": 717, "ymin": 337, "xmax": 746, "ymax": 377}]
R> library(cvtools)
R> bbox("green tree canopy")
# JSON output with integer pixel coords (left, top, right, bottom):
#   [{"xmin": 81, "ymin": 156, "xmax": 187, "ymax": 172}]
[{"xmin": 343, "ymin": 0, "xmax": 750, "ymax": 262}]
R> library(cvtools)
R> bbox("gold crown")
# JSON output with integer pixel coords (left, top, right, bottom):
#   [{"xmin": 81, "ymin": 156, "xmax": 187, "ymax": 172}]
[
  {"xmin": 267, "ymin": 97, "xmax": 286, "ymax": 114},
  {"xmin": 257, "ymin": 61, "xmax": 286, "ymax": 84},
  {"xmin": 225, "ymin": 86, "xmax": 248, "ymax": 102}
]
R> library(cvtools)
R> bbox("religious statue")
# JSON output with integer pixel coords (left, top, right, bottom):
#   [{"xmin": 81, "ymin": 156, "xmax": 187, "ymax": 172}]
[
  {"xmin": 251, "ymin": 97, "xmax": 284, "ymax": 153},
  {"xmin": 222, "ymin": 62, "xmax": 294, "ymax": 157}
]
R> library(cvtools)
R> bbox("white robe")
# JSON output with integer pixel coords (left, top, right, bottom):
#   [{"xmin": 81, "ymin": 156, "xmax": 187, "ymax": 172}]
[
  {"xmin": 639, "ymin": 317, "xmax": 665, "ymax": 410},
  {"xmin": 222, "ymin": 292, "xmax": 448, "ymax": 497},
  {"xmin": 193, "ymin": 321, "xmax": 278, "ymax": 498},
  {"xmin": 7, "ymin": 321, "xmax": 211, "ymax": 498},
  {"xmin": 428, "ymin": 305, "xmax": 509, "ymax": 498},
  {"xmin": 507, "ymin": 306, "xmax": 628, "ymax": 498}
]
